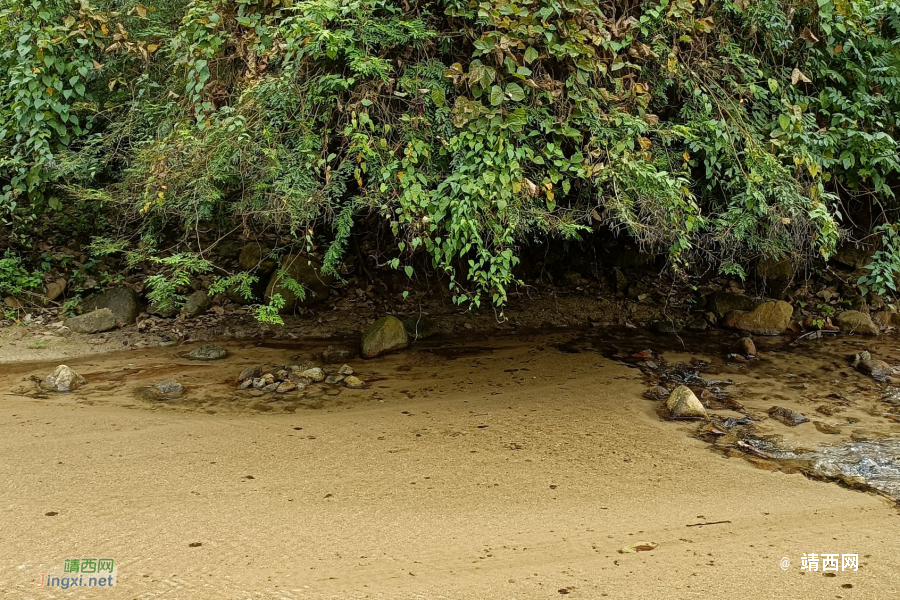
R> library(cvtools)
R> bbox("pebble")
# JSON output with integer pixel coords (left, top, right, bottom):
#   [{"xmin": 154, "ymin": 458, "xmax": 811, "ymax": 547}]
[
  {"xmin": 155, "ymin": 379, "xmax": 184, "ymax": 397},
  {"xmin": 344, "ymin": 375, "xmax": 366, "ymax": 389},
  {"xmin": 238, "ymin": 365, "xmax": 263, "ymax": 382},
  {"xmin": 768, "ymin": 406, "xmax": 809, "ymax": 426},
  {"xmin": 187, "ymin": 344, "xmax": 227, "ymax": 360},
  {"xmin": 276, "ymin": 381, "xmax": 297, "ymax": 393},
  {"xmin": 736, "ymin": 337, "xmax": 757, "ymax": 357},
  {"xmin": 302, "ymin": 367, "xmax": 325, "ymax": 382}
]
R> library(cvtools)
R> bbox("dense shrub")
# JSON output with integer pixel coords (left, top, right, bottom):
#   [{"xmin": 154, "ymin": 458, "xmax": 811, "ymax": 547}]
[{"xmin": 3, "ymin": 0, "xmax": 900, "ymax": 307}]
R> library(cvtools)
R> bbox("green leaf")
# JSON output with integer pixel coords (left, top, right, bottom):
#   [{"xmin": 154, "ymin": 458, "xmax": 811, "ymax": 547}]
[
  {"xmin": 505, "ymin": 83, "xmax": 525, "ymax": 102},
  {"xmin": 489, "ymin": 85, "xmax": 504, "ymax": 106},
  {"xmin": 524, "ymin": 47, "xmax": 539, "ymax": 64}
]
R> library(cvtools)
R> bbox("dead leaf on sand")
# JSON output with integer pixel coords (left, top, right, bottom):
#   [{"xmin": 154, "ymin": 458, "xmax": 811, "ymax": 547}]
[{"xmin": 618, "ymin": 542, "xmax": 658, "ymax": 554}]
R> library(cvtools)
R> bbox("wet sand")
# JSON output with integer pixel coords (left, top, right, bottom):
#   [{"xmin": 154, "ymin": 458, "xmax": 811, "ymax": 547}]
[{"xmin": 1, "ymin": 332, "xmax": 899, "ymax": 599}]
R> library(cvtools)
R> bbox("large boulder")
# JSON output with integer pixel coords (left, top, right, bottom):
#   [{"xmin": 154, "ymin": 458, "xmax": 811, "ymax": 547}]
[
  {"xmin": 832, "ymin": 243, "xmax": 875, "ymax": 271},
  {"xmin": 182, "ymin": 290, "xmax": 211, "ymax": 318},
  {"xmin": 148, "ymin": 301, "xmax": 179, "ymax": 318},
  {"xmin": 238, "ymin": 242, "xmax": 277, "ymax": 274},
  {"xmin": 41, "ymin": 365, "xmax": 85, "ymax": 392},
  {"xmin": 705, "ymin": 291, "xmax": 760, "ymax": 318},
  {"xmin": 835, "ymin": 310, "xmax": 879, "ymax": 335},
  {"xmin": 81, "ymin": 287, "xmax": 139, "ymax": 325},
  {"xmin": 361, "ymin": 316, "xmax": 409, "ymax": 358},
  {"xmin": 724, "ymin": 300, "xmax": 793, "ymax": 335},
  {"xmin": 264, "ymin": 254, "xmax": 333, "ymax": 312},
  {"xmin": 665, "ymin": 386, "xmax": 708, "ymax": 420},
  {"xmin": 66, "ymin": 308, "xmax": 117, "ymax": 333},
  {"xmin": 756, "ymin": 257, "xmax": 794, "ymax": 281}
]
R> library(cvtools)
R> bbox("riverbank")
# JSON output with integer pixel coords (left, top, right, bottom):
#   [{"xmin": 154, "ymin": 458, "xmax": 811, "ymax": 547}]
[{"xmin": 1, "ymin": 331, "xmax": 898, "ymax": 598}]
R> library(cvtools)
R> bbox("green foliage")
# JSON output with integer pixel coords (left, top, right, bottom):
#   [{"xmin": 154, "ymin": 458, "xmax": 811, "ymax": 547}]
[
  {"xmin": 4, "ymin": 0, "xmax": 900, "ymax": 306},
  {"xmin": 143, "ymin": 253, "xmax": 213, "ymax": 311},
  {"xmin": 0, "ymin": 251, "xmax": 42, "ymax": 296},
  {"xmin": 859, "ymin": 223, "xmax": 900, "ymax": 297}
]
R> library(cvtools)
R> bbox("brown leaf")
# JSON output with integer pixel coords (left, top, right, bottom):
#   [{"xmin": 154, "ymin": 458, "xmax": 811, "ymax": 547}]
[
  {"xmin": 799, "ymin": 27, "xmax": 820, "ymax": 43},
  {"xmin": 790, "ymin": 68, "xmax": 811, "ymax": 85},
  {"xmin": 135, "ymin": 4, "xmax": 147, "ymax": 18},
  {"xmin": 618, "ymin": 542, "xmax": 658, "ymax": 554}
]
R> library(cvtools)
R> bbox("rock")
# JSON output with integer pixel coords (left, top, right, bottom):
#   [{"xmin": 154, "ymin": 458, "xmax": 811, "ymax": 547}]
[
  {"xmin": 849, "ymin": 350, "xmax": 872, "ymax": 366},
  {"xmin": 81, "ymin": 287, "xmax": 139, "ymax": 325},
  {"xmin": 856, "ymin": 359, "xmax": 892, "ymax": 380},
  {"xmin": 155, "ymin": 379, "xmax": 184, "ymax": 397},
  {"xmin": 736, "ymin": 337, "xmax": 757, "ymax": 357},
  {"xmin": 238, "ymin": 365, "xmax": 263, "ymax": 382},
  {"xmin": 238, "ymin": 242, "xmax": 277, "ymax": 274},
  {"xmin": 872, "ymin": 310, "xmax": 894, "ymax": 329},
  {"xmin": 665, "ymin": 386, "xmax": 708, "ymax": 420},
  {"xmin": 301, "ymin": 367, "xmax": 325, "ymax": 382},
  {"xmin": 41, "ymin": 365, "xmax": 85, "ymax": 392},
  {"xmin": 833, "ymin": 244, "xmax": 875, "ymax": 270},
  {"xmin": 338, "ymin": 364, "xmax": 353, "ymax": 375},
  {"xmin": 685, "ymin": 317, "xmax": 708, "ymax": 332},
  {"xmin": 65, "ymin": 308, "xmax": 117, "ymax": 333},
  {"xmin": 882, "ymin": 387, "xmax": 900, "ymax": 405},
  {"xmin": 814, "ymin": 421, "xmax": 841, "ymax": 435},
  {"xmin": 238, "ymin": 379, "xmax": 253, "ymax": 390},
  {"xmin": 651, "ymin": 319, "xmax": 681, "ymax": 334},
  {"xmin": 275, "ymin": 381, "xmax": 297, "ymax": 393},
  {"xmin": 724, "ymin": 300, "xmax": 793, "ymax": 335},
  {"xmin": 705, "ymin": 291, "xmax": 759, "ymax": 318},
  {"xmin": 263, "ymin": 382, "xmax": 280, "ymax": 392},
  {"xmin": 252, "ymin": 377, "xmax": 266, "ymax": 389},
  {"xmin": 264, "ymin": 254, "xmax": 333, "ymax": 312},
  {"xmin": 835, "ymin": 310, "xmax": 879, "ymax": 335},
  {"xmin": 643, "ymin": 385, "xmax": 670, "ymax": 400},
  {"xmin": 45, "ymin": 278, "xmax": 67, "ymax": 302},
  {"xmin": 4, "ymin": 296, "xmax": 24, "ymax": 309},
  {"xmin": 148, "ymin": 301, "xmax": 179, "ymax": 318},
  {"xmin": 344, "ymin": 375, "xmax": 365, "ymax": 389},
  {"xmin": 401, "ymin": 315, "xmax": 441, "ymax": 340},
  {"xmin": 325, "ymin": 374, "xmax": 345, "ymax": 384},
  {"xmin": 756, "ymin": 257, "xmax": 794, "ymax": 281},
  {"xmin": 322, "ymin": 346, "xmax": 352, "ymax": 363},
  {"xmin": 182, "ymin": 290, "xmax": 211, "ymax": 318},
  {"xmin": 187, "ymin": 344, "xmax": 227, "ymax": 360},
  {"xmin": 768, "ymin": 406, "xmax": 809, "ymax": 426},
  {"xmin": 361, "ymin": 316, "xmax": 409, "ymax": 358}
]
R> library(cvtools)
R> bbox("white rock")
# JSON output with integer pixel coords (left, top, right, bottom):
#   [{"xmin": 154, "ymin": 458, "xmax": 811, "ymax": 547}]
[
  {"xmin": 42, "ymin": 365, "xmax": 85, "ymax": 393},
  {"xmin": 665, "ymin": 386, "xmax": 708, "ymax": 420}
]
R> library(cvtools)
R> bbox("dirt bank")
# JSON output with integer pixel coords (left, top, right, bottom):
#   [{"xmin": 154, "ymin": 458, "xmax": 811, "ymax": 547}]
[{"xmin": 1, "ymin": 332, "xmax": 899, "ymax": 599}]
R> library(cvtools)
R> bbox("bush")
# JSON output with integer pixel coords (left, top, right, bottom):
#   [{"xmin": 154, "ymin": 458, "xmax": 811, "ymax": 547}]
[{"xmin": 3, "ymin": 0, "xmax": 900, "ymax": 307}]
